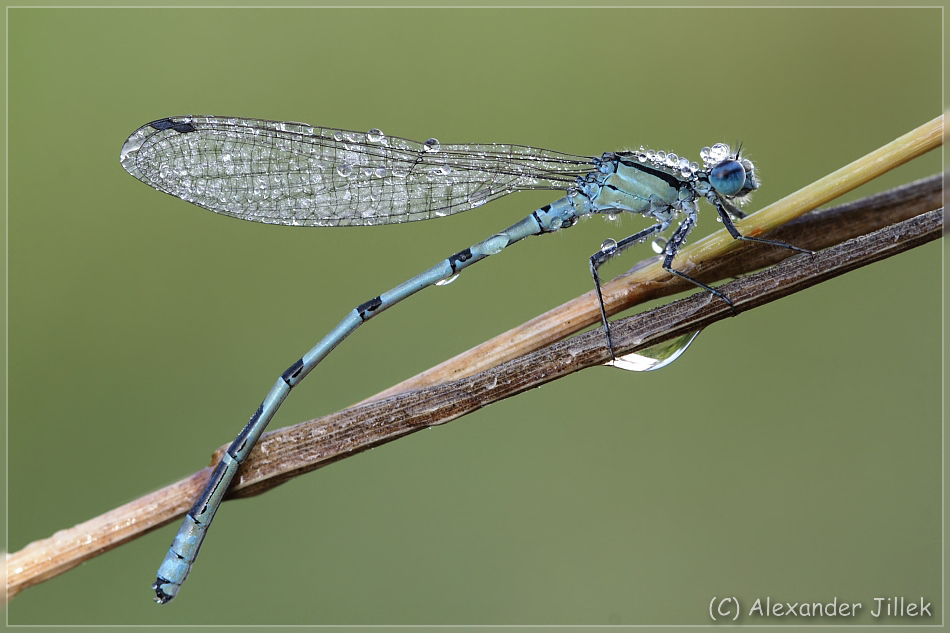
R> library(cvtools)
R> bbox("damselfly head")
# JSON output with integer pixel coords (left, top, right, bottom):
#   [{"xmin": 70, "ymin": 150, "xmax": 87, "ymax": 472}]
[{"xmin": 701, "ymin": 143, "xmax": 759, "ymax": 201}]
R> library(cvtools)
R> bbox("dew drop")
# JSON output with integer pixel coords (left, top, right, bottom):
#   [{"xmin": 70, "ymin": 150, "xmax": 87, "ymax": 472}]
[
  {"xmin": 424, "ymin": 138, "xmax": 440, "ymax": 153},
  {"xmin": 366, "ymin": 128, "xmax": 384, "ymax": 143},
  {"xmin": 468, "ymin": 188, "xmax": 491, "ymax": 207},
  {"xmin": 651, "ymin": 236, "xmax": 667, "ymax": 254},
  {"xmin": 482, "ymin": 234, "xmax": 509, "ymax": 255},
  {"xmin": 435, "ymin": 273, "xmax": 459, "ymax": 286},
  {"xmin": 607, "ymin": 330, "xmax": 703, "ymax": 372}
]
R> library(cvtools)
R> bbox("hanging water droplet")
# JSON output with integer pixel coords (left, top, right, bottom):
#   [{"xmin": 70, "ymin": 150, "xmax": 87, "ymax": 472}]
[
  {"xmin": 435, "ymin": 272, "xmax": 459, "ymax": 286},
  {"xmin": 651, "ymin": 236, "xmax": 667, "ymax": 254},
  {"xmin": 424, "ymin": 138, "xmax": 440, "ymax": 153},
  {"xmin": 607, "ymin": 330, "xmax": 703, "ymax": 372}
]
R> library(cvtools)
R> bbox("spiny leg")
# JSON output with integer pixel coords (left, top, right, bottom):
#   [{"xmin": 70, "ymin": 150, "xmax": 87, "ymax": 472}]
[
  {"xmin": 589, "ymin": 222, "xmax": 665, "ymax": 359},
  {"xmin": 723, "ymin": 202, "xmax": 746, "ymax": 220},
  {"xmin": 713, "ymin": 197, "xmax": 812, "ymax": 255},
  {"xmin": 662, "ymin": 213, "xmax": 739, "ymax": 316}
]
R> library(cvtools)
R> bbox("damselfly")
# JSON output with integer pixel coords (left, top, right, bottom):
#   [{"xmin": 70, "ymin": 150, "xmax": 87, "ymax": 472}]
[{"xmin": 120, "ymin": 115, "xmax": 806, "ymax": 602}]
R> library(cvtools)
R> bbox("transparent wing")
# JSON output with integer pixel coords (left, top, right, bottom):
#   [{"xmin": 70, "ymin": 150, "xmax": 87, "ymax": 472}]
[{"xmin": 120, "ymin": 115, "xmax": 597, "ymax": 227}]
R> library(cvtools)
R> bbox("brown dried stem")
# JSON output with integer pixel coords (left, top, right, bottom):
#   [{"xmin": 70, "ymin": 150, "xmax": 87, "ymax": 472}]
[{"xmin": 5, "ymin": 116, "xmax": 942, "ymax": 601}]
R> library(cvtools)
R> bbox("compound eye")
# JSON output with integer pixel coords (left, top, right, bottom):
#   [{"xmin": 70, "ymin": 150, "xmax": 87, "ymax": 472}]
[{"xmin": 709, "ymin": 159, "xmax": 746, "ymax": 196}]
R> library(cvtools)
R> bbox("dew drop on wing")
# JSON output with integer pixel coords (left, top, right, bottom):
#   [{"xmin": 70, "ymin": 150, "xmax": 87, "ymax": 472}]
[{"xmin": 468, "ymin": 188, "xmax": 491, "ymax": 208}]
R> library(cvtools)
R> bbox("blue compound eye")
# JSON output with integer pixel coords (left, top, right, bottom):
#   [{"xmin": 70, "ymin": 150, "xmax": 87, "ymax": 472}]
[{"xmin": 709, "ymin": 159, "xmax": 746, "ymax": 196}]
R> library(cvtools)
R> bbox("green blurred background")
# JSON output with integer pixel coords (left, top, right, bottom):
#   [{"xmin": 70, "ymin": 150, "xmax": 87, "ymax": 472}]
[{"xmin": 6, "ymin": 5, "xmax": 941, "ymax": 627}]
